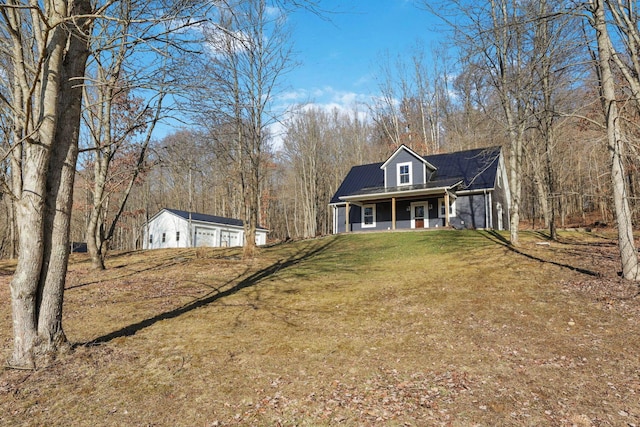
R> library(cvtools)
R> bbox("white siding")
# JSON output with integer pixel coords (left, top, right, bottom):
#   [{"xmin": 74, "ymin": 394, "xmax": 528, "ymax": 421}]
[
  {"xmin": 143, "ymin": 209, "xmax": 268, "ymax": 249},
  {"xmin": 255, "ymin": 230, "xmax": 267, "ymax": 246},
  {"xmin": 143, "ymin": 211, "xmax": 190, "ymax": 249}
]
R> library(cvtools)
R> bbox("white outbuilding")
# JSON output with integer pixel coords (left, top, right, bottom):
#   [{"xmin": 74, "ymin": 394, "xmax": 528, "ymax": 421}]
[{"xmin": 143, "ymin": 208, "xmax": 268, "ymax": 249}]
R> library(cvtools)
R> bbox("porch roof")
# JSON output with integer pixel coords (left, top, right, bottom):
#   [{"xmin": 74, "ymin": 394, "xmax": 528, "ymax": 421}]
[{"xmin": 338, "ymin": 178, "xmax": 463, "ymax": 203}]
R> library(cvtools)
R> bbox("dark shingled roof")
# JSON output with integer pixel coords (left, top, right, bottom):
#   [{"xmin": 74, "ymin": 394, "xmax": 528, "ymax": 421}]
[
  {"xmin": 330, "ymin": 146, "xmax": 501, "ymax": 204},
  {"xmin": 165, "ymin": 208, "xmax": 268, "ymax": 230}
]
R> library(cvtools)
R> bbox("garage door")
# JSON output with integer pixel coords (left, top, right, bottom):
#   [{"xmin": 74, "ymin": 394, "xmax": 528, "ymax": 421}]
[
  {"xmin": 195, "ymin": 228, "xmax": 216, "ymax": 247},
  {"xmin": 220, "ymin": 230, "xmax": 241, "ymax": 247}
]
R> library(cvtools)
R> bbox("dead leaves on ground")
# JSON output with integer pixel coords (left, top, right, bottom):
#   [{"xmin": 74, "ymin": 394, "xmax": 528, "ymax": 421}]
[{"xmin": 211, "ymin": 368, "xmax": 473, "ymax": 426}]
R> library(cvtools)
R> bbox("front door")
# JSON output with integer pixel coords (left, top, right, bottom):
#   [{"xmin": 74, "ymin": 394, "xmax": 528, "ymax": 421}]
[{"xmin": 411, "ymin": 202, "xmax": 427, "ymax": 229}]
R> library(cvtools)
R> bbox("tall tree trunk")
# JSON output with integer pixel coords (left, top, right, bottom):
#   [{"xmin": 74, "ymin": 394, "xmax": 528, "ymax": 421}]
[
  {"xmin": 87, "ymin": 156, "xmax": 108, "ymax": 270},
  {"xmin": 534, "ymin": 172, "xmax": 551, "ymax": 229},
  {"xmin": 9, "ymin": 14, "xmax": 66, "ymax": 367},
  {"xmin": 545, "ymin": 131, "xmax": 557, "ymax": 240},
  {"xmin": 9, "ymin": 195, "xmax": 17, "ymax": 259},
  {"xmin": 507, "ymin": 122, "xmax": 524, "ymax": 246},
  {"xmin": 8, "ymin": 0, "xmax": 91, "ymax": 369},
  {"xmin": 42, "ymin": 2, "xmax": 91, "ymax": 338},
  {"xmin": 243, "ymin": 163, "xmax": 259, "ymax": 258},
  {"xmin": 10, "ymin": 146, "xmax": 48, "ymax": 368},
  {"xmin": 591, "ymin": 0, "xmax": 639, "ymax": 280}
]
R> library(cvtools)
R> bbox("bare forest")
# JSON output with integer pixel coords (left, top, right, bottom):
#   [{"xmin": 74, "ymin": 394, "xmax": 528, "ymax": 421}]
[
  {"xmin": 3, "ymin": 0, "xmax": 640, "ymax": 257},
  {"xmin": 3, "ymin": 0, "xmax": 640, "ymax": 367}
]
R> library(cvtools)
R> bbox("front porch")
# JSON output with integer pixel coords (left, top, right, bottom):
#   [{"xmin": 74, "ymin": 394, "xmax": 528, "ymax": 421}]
[{"xmin": 337, "ymin": 180, "xmax": 462, "ymax": 233}]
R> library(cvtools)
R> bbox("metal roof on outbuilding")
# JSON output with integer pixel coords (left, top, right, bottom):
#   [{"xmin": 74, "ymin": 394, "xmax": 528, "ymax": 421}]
[{"xmin": 164, "ymin": 208, "xmax": 268, "ymax": 231}]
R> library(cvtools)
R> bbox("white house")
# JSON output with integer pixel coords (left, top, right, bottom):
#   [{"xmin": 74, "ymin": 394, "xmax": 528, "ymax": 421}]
[{"xmin": 143, "ymin": 208, "xmax": 268, "ymax": 249}]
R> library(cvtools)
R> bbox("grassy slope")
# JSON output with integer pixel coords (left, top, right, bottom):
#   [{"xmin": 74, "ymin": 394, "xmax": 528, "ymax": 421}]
[{"xmin": 1, "ymin": 230, "xmax": 639, "ymax": 426}]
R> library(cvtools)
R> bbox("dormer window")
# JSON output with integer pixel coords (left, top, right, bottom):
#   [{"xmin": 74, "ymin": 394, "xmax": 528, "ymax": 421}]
[{"xmin": 397, "ymin": 162, "xmax": 412, "ymax": 186}]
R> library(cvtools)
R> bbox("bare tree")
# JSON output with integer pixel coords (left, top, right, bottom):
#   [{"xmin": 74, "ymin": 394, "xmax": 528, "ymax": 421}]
[
  {"xmin": 282, "ymin": 108, "xmax": 325, "ymax": 237},
  {"xmin": 0, "ymin": 99, "xmax": 16, "ymax": 258},
  {"xmin": 425, "ymin": 0, "xmax": 555, "ymax": 245},
  {"xmin": 275, "ymin": 105, "xmax": 377, "ymax": 238},
  {"xmin": 444, "ymin": 65, "xmax": 505, "ymax": 152},
  {"xmin": 586, "ymin": 0, "xmax": 640, "ymax": 279},
  {"xmin": 80, "ymin": 0, "xmax": 182, "ymax": 269},
  {"xmin": 0, "ymin": 0, "xmax": 203, "ymax": 368},
  {"xmin": 0, "ymin": 0, "xmax": 93, "ymax": 368},
  {"xmin": 526, "ymin": 0, "xmax": 584, "ymax": 239},
  {"xmin": 187, "ymin": 0, "xmax": 294, "ymax": 257},
  {"xmin": 370, "ymin": 45, "xmax": 450, "ymax": 155}
]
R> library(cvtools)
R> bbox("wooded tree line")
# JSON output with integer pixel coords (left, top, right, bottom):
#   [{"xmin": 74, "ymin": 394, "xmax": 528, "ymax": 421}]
[
  {"xmin": 2, "ymin": 0, "xmax": 640, "ymax": 368},
  {"xmin": 58, "ymin": 0, "xmax": 640, "ymax": 249}
]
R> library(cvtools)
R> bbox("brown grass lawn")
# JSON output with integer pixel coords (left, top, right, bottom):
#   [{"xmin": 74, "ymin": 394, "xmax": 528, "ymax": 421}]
[{"xmin": 1, "ymin": 230, "xmax": 639, "ymax": 426}]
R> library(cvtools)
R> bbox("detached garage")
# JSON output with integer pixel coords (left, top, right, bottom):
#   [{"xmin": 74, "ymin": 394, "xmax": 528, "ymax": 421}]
[{"xmin": 143, "ymin": 208, "xmax": 268, "ymax": 250}]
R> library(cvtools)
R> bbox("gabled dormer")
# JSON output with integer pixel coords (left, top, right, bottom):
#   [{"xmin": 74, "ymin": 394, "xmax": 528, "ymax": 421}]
[{"xmin": 380, "ymin": 144, "xmax": 438, "ymax": 188}]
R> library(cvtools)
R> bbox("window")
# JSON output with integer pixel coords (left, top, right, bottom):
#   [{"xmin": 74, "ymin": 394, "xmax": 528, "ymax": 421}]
[
  {"xmin": 438, "ymin": 197, "xmax": 456, "ymax": 218},
  {"xmin": 162, "ymin": 233, "xmax": 166, "ymax": 243},
  {"xmin": 362, "ymin": 204, "xmax": 376, "ymax": 228},
  {"xmin": 149, "ymin": 235, "xmax": 153, "ymax": 244},
  {"xmin": 176, "ymin": 231, "xmax": 180, "ymax": 242},
  {"xmin": 397, "ymin": 162, "xmax": 412, "ymax": 186}
]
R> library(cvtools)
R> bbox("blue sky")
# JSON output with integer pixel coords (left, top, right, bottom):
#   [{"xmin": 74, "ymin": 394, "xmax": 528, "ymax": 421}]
[
  {"xmin": 153, "ymin": 1, "xmax": 444, "ymax": 141},
  {"xmin": 280, "ymin": 1, "xmax": 443, "ymax": 112}
]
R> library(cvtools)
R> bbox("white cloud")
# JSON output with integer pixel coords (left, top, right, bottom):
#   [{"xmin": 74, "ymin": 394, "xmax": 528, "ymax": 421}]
[
  {"xmin": 276, "ymin": 86, "xmax": 371, "ymax": 111},
  {"xmin": 277, "ymin": 89, "xmax": 310, "ymax": 102},
  {"xmin": 265, "ymin": 5, "xmax": 282, "ymax": 18},
  {"xmin": 269, "ymin": 85, "xmax": 373, "ymax": 150}
]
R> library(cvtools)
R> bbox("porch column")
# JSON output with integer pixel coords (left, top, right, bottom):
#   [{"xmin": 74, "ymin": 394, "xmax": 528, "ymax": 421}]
[
  {"xmin": 345, "ymin": 202, "xmax": 350, "ymax": 233},
  {"xmin": 444, "ymin": 191, "xmax": 450, "ymax": 227},
  {"xmin": 392, "ymin": 197, "xmax": 396, "ymax": 230}
]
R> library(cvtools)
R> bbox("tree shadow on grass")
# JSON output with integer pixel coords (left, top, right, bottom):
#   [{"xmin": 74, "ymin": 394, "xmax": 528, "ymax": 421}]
[
  {"xmin": 528, "ymin": 228, "xmax": 618, "ymax": 247},
  {"xmin": 66, "ymin": 256, "xmax": 195, "ymax": 290},
  {"xmin": 79, "ymin": 238, "xmax": 337, "ymax": 346},
  {"xmin": 66, "ymin": 248, "xmax": 247, "ymax": 291},
  {"xmin": 480, "ymin": 230, "xmax": 600, "ymax": 277}
]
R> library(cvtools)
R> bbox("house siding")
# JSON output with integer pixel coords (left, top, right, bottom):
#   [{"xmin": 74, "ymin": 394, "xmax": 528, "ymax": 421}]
[
  {"xmin": 455, "ymin": 193, "xmax": 489, "ymax": 229},
  {"xmin": 492, "ymin": 185, "xmax": 510, "ymax": 230},
  {"xmin": 144, "ymin": 211, "xmax": 191, "ymax": 249},
  {"xmin": 335, "ymin": 194, "xmax": 496, "ymax": 233},
  {"xmin": 384, "ymin": 150, "xmax": 425, "ymax": 187},
  {"xmin": 343, "ymin": 204, "xmax": 392, "ymax": 232}
]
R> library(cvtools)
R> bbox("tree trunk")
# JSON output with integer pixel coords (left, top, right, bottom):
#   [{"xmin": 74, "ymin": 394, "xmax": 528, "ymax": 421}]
[
  {"xmin": 243, "ymin": 166, "xmax": 259, "ymax": 258},
  {"xmin": 9, "ymin": 20, "xmax": 65, "ymax": 367},
  {"xmin": 40, "ymin": 9, "xmax": 90, "ymax": 359},
  {"xmin": 8, "ymin": 0, "xmax": 91, "ymax": 369},
  {"xmin": 9, "ymin": 196, "xmax": 17, "ymax": 259},
  {"xmin": 534, "ymin": 176, "xmax": 550, "ymax": 229},
  {"xmin": 508, "ymin": 128, "xmax": 523, "ymax": 246},
  {"xmin": 87, "ymin": 156, "xmax": 108, "ymax": 270},
  {"xmin": 545, "ymin": 140, "xmax": 557, "ymax": 240},
  {"xmin": 591, "ymin": 0, "xmax": 639, "ymax": 280},
  {"xmin": 10, "ymin": 172, "xmax": 46, "ymax": 368}
]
